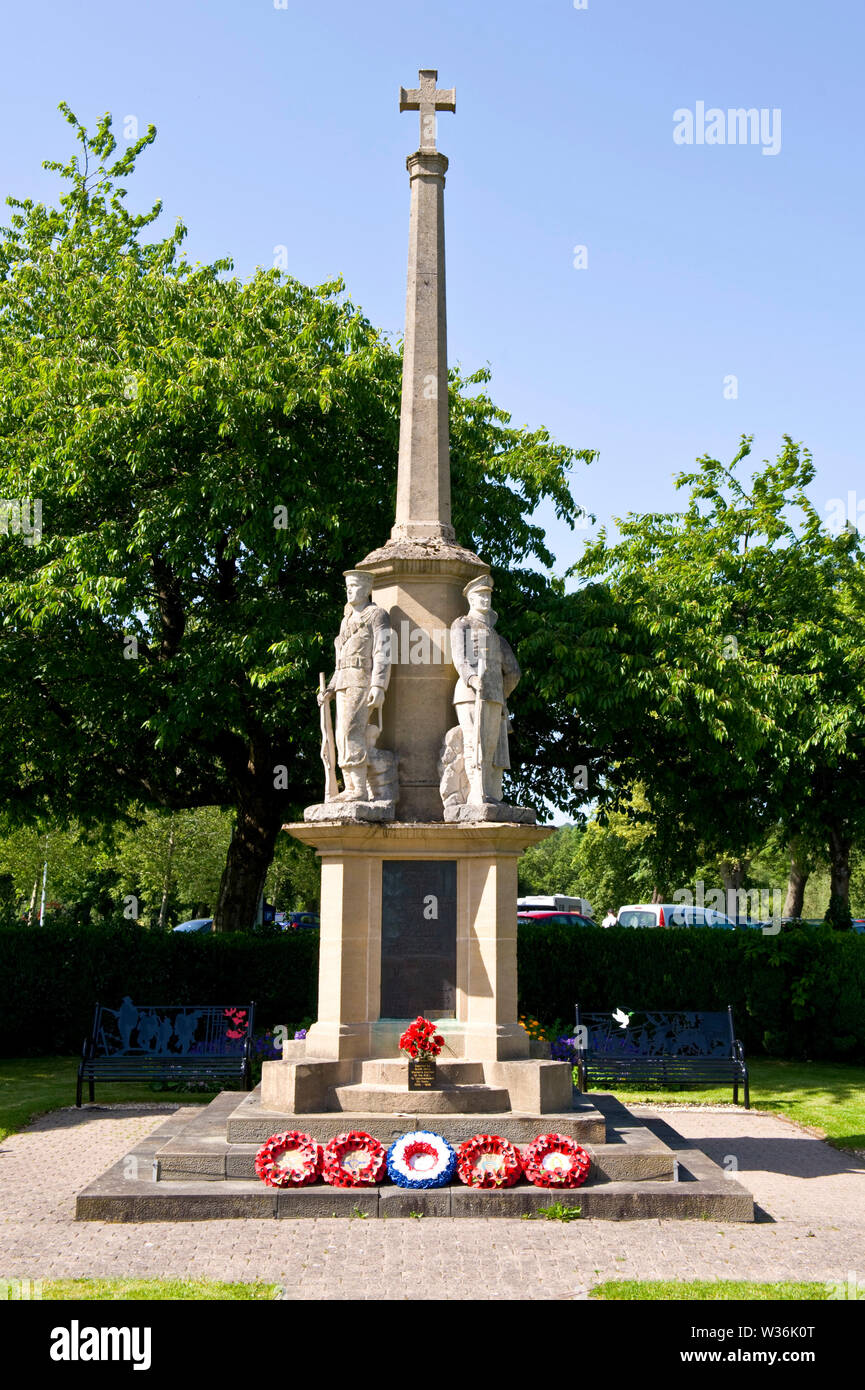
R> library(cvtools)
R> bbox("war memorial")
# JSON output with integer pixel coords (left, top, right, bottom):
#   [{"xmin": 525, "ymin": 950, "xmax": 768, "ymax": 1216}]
[{"xmin": 76, "ymin": 71, "xmax": 753, "ymax": 1222}]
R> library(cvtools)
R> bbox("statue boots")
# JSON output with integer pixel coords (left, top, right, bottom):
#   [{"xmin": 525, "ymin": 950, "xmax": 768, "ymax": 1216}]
[{"xmin": 337, "ymin": 766, "xmax": 368, "ymax": 802}]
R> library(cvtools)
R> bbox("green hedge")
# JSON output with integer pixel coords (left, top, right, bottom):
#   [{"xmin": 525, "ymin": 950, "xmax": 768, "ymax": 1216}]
[
  {"xmin": 518, "ymin": 924, "xmax": 865, "ymax": 1060},
  {"xmin": 1, "ymin": 920, "xmax": 863, "ymax": 1061},
  {"xmin": 0, "ymin": 923, "xmax": 319, "ymax": 1056}
]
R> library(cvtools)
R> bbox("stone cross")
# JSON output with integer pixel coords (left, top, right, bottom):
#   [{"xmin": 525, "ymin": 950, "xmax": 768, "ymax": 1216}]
[
  {"xmin": 391, "ymin": 69, "xmax": 456, "ymax": 544},
  {"xmin": 399, "ymin": 68, "xmax": 456, "ymax": 152}
]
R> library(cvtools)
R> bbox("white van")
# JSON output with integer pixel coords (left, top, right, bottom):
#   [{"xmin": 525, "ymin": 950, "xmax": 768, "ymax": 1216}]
[
  {"xmin": 518, "ymin": 894, "xmax": 593, "ymax": 918},
  {"xmin": 617, "ymin": 903, "xmax": 738, "ymax": 929}
]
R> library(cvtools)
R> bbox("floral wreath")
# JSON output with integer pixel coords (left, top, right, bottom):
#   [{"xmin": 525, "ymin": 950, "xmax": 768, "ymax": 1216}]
[
  {"xmin": 523, "ymin": 1133, "xmax": 592, "ymax": 1189},
  {"xmin": 387, "ymin": 1131, "xmax": 456, "ymax": 1189},
  {"xmin": 322, "ymin": 1131, "xmax": 387, "ymax": 1187},
  {"xmin": 255, "ymin": 1131, "xmax": 321, "ymax": 1188},
  {"xmin": 456, "ymin": 1134, "xmax": 523, "ymax": 1189}
]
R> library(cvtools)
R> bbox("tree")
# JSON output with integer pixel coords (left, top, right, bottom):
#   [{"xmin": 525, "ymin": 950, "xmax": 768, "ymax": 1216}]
[
  {"xmin": 0, "ymin": 107, "xmax": 596, "ymax": 929},
  {"xmin": 569, "ymin": 438, "xmax": 865, "ymax": 922}
]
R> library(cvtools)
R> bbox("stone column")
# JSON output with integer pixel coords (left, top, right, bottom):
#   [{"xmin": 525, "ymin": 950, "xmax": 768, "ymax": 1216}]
[{"xmin": 392, "ymin": 149, "xmax": 454, "ymax": 544}]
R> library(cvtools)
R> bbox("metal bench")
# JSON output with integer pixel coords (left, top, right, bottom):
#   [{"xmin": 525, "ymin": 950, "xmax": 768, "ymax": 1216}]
[
  {"xmin": 574, "ymin": 1005, "xmax": 749, "ymax": 1107},
  {"xmin": 77, "ymin": 1000, "xmax": 256, "ymax": 1106}
]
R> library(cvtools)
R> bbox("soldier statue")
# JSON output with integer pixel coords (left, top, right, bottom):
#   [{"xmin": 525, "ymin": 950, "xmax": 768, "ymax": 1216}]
[
  {"xmin": 449, "ymin": 574, "xmax": 521, "ymax": 806},
  {"xmin": 317, "ymin": 570, "xmax": 393, "ymax": 802}
]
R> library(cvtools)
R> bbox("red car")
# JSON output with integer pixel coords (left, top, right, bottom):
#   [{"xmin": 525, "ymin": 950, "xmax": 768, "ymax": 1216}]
[{"xmin": 517, "ymin": 910, "xmax": 598, "ymax": 928}]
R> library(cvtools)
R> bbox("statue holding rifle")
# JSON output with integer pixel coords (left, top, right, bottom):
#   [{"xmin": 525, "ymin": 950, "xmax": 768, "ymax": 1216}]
[
  {"xmin": 310, "ymin": 570, "xmax": 395, "ymax": 818},
  {"xmin": 446, "ymin": 574, "xmax": 521, "ymax": 809}
]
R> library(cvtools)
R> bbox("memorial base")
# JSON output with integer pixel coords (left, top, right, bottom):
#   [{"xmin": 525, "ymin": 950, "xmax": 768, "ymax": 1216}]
[{"xmin": 285, "ymin": 819, "xmax": 553, "ymax": 1065}]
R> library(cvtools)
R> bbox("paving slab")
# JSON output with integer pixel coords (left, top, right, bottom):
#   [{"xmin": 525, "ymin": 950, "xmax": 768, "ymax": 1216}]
[{"xmin": 1, "ymin": 1099, "xmax": 862, "ymax": 1296}]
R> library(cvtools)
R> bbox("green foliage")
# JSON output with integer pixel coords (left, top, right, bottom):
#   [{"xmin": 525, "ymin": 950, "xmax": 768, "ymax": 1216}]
[
  {"xmin": 0, "ymin": 106, "xmax": 595, "ymax": 927},
  {"xmin": 265, "ymin": 836, "xmax": 320, "ymax": 911},
  {"xmin": 3, "ymin": 919, "xmax": 863, "ymax": 1061},
  {"xmin": 533, "ymin": 1201, "xmax": 582, "ymax": 1221},
  {"xmin": 0, "ymin": 921, "xmax": 318, "ymax": 1055},
  {"xmin": 517, "ymin": 923, "xmax": 865, "ymax": 1060},
  {"xmin": 518, "ymin": 797, "xmax": 656, "ymax": 911},
  {"xmin": 568, "ymin": 438, "xmax": 865, "ymax": 904}
]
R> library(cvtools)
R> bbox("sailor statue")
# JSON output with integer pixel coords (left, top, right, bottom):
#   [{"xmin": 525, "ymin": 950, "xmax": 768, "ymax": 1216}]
[{"xmin": 448, "ymin": 574, "xmax": 521, "ymax": 807}]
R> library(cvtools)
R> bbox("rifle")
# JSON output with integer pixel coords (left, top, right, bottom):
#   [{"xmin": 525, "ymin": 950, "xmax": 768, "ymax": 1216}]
[
  {"xmin": 473, "ymin": 639, "xmax": 487, "ymax": 770},
  {"xmin": 319, "ymin": 673, "xmax": 339, "ymax": 801}
]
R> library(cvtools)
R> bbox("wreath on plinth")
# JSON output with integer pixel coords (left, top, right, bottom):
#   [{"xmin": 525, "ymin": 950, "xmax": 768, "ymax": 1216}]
[
  {"xmin": 255, "ymin": 1131, "xmax": 321, "ymax": 1188},
  {"xmin": 523, "ymin": 1134, "xmax": 592, "ymax": 1189},
  {"xmin": 387, "ymin": 1131, "xmax": 456, "ymax": 1188},
  {"xmin": 456, "ymin": 1134, "xmax": 523, "ymax": 1188},
  {"xmin": 322, "ymin": 1131, "xmax": 387, "ymax": 1187}
]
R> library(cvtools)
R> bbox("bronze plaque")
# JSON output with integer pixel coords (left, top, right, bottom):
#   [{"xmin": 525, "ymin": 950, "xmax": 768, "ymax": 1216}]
[
  {"xmin": 408, "ymin": 1058, "xmax": 437, "ymax": 1091},
  {"xmin": 380, "ymin": 860, "xmax": 457, "ymax": 1019}
]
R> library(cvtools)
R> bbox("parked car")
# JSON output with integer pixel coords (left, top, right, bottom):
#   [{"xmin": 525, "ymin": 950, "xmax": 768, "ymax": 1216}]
[
  {"xmin": 518, "ymin": 911, "xmax": 598, "ymax": 928},
  {"xmin": 283, "ymin": 911, "xmax": 320, "ymax": 931},
  {"xmin": 616, "ymin": 903, "xmax": 744, "ymax": 929},
  {"xmin": 172, "ymin": 917, "xmax": 214, "ymax": 934}
]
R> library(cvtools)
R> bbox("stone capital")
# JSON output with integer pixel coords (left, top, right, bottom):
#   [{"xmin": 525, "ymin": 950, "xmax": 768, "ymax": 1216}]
[{"xmin": 406, "ymin": 150, "xmax": 449, "ymax": 181}]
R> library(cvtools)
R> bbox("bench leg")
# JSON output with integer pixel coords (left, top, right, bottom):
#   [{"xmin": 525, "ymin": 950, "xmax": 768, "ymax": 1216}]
[
  {"xmin": 733, "ymin": 1077, "xmax": 739, "ymax": 1105},
  {"xmin": 76, "ymin": 1074, "xmax": 82, "ymax": 1108},
  {"xmin": 89, "ymin": 1078, "xmax": 95, "ymax": 1103},
  {"xmin": 744, "ymin": 1073, "xmax": 750, "ymax": 1110}
]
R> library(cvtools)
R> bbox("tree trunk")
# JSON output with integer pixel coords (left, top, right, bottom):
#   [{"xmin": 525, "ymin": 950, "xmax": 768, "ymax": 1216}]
[
  {"xmin": 782, "ymin": 837, "xmax": 809, "ymax": 919},
  {"xmin": 213, "ymin": 797, "xmax": 283, "ymax": 933},
  {"xmin": 825, "ymin": 827, "xmax": 852, "ymax": 928},
  {"xmin": 157, "ymin": 820, "xmax": 176, "ymax": 931}
]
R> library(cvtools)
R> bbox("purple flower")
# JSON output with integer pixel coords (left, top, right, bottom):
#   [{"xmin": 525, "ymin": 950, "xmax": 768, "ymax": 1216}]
[{"xmin": 294, "ymin": 1028, "xmax": 308, "ymax": 1040}]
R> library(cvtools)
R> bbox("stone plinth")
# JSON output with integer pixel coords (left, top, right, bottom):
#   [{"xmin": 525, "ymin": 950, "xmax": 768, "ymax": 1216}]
[{"xmin": 277, "ymin": 820, "xmax": 553, "ymax": 1078}]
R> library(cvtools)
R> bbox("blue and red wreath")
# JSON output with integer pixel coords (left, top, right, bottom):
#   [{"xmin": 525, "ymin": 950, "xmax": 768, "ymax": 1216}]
[{"xmin": 387, "ymin": 1131, "xmax": 456, "ymax": 1188}]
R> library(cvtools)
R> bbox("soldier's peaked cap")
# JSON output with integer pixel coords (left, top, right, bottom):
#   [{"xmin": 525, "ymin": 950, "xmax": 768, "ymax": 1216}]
[{"xmin": 463, "ymin": 573, "xmax": 493, "ymax": 599}]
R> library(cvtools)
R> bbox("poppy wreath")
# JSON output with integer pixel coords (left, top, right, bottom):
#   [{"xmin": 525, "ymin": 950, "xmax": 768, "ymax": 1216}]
[
  {"xmin": 322, "ymin": 1131, "xmax": 387, "ymax": 1187},
  {"xmin": 456, "ymin": 1134, "xmax": 523, "ymax": 1189},
  {"xmin": 523, "ymin": 1133, "xmax": 592, "ymax": 1189},
  {"xmin": 387, "ymin": 1131, "xmax": 456, "ymax": 1189},
  {"xmin": 254, "ymin": 1131, "xmax": 321, "ymax": 1188}
]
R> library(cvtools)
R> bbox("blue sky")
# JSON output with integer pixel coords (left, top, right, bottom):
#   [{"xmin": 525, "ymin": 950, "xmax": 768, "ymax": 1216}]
[{"xmin": 2, "ymin": 0, "xmax": 862, "ymax": 576}]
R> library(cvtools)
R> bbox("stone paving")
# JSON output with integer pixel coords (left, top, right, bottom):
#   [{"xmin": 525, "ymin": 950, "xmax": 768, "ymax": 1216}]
[{"xmin": 1, "ymin": 1101, "xmax": 863, "ymax": 1298}]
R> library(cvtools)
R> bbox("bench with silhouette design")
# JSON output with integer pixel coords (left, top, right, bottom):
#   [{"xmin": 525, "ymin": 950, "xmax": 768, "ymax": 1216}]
[
  {"xmin": 574, "ymin": 1005, "xmax": 749, "ymax": 1107},
  {"xmin": 76, "ymin": 1000, "xmax": 256, "ymax": 1105}
]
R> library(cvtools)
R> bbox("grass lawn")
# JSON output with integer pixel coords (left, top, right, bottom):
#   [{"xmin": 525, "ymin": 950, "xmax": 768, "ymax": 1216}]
[
  {"xmin": 10, "ymin": 1279, "xmax": 280, "ymax": 1300},
  {"xmin": 1, "ymin": 1055, "xmax": 863, "ymax": 1152},
  {"xmin": 589, "ymin": 1058, "xmax": 865, "ymax": 1151},
  {"xmin": 590, "ymin": 1280, "xmax": 830, "ymax": 1300},
  {"xmin": 0, "ymin": 1056, "xmax": 217, "ymax": 1143}
]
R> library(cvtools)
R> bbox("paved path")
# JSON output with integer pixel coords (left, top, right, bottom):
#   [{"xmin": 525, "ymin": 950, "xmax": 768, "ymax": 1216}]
[{"xmin": 1, "ymin": 1103, "xmax": 863, "ymax": 1298}]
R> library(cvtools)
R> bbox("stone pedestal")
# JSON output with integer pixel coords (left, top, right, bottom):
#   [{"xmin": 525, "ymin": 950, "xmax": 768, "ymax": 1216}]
[{"xmin": 261, "ymin": 820, "xmax": 553, "ymax": 1109}]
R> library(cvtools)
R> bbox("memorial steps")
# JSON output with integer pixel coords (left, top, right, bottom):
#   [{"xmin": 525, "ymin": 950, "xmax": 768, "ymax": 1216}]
[{"xmin": 75, "ymin": 1084, "xmax": 754, "ymax": 1222}]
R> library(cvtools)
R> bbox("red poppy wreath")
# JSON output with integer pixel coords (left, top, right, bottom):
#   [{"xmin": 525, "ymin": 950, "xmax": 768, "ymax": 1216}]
[
  {"xmin": 322, "ymin": 1131, "xmax": 387, "ymax": 1187},
  {"xmin": 255, "ymin": 1131, "xmax": 321, "ymax": 1188},
  {"xmin": 456, "ymin": 1134, "xmax": 523, "ymax": 1188},
  {"xmin": 523, "ymin": 1133, "xmax": 592, "ymax": 1188}
]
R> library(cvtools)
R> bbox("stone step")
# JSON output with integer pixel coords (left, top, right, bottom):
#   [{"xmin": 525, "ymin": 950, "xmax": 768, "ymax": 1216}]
[
  {"xmin": 360, "ymin": 1058, "xmax": 485, "ymax": 1086},
  {"xmin": 225, "ymin": 1089, "xmax": 609, "ymax": 1145},
  {"xmin": 76, "ymin": 1091, "xmax": 753, "ymax": 1220},
  {"xmin": 78, "ymin": 1165, "xmax": 752, "ymax": 1222},
  {"xmin": 329, "ymin": 1083, "xmax": 511, "ymax": 1114}
]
